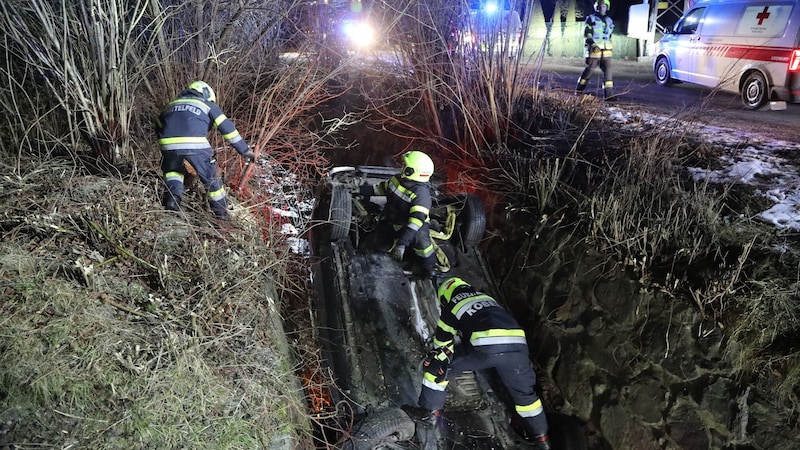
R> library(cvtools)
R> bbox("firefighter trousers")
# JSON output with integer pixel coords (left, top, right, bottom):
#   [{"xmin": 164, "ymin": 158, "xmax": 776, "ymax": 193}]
[
  {"xmin": 418, "ymin": 348, "xmax": 548, "ymax": 437},
  {"xmin": 576, "ymin": 55, "xmax": 614, "ymax": 99},
  {"xmin": 161, "ymin": 149, "xmax": 228, "ymax": 219},
  {"xmin": 360, "ymin": 220, "xmax": 436, "ymax": 270}
]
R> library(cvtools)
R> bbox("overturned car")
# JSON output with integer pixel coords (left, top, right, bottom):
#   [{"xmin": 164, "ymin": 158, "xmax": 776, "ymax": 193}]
[{"xmin": 310, "ymin": 165, "xmax": 585, "ymax": 449}]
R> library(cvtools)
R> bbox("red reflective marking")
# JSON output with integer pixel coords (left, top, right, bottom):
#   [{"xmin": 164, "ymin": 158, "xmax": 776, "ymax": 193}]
[
  {"xmin": 723, "ymin": 45, "xmax": 791, "ymax": 63},
  {"xmin": 789, "ymin": 49, "xmax": 800, "ymax": 72}
]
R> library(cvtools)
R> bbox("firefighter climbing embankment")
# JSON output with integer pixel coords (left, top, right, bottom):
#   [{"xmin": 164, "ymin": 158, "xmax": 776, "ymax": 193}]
[{"xmin": 156, "ymin": 81, "xmax": 255, "ymax": 220}]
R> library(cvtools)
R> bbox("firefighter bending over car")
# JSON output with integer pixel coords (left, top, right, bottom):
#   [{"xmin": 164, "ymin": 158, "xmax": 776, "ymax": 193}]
[
  {"xmin": 411, "ymin": 277, "xmax": 551, "ymax": 450},
  {"xmin": 357, "ymin": 150, "xmax": 440, "ymax": 278},
  {"xmin": 156, "ymin": 81, "xmax": 255, "ymax": 220},
  {"xmin": 576, "ymin": 0, "xmax": 615, "ymax": 100}
]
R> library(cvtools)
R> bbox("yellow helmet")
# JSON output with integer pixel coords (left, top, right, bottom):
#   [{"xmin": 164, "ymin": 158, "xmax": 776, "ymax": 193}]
[
  {"xmin": 437, "ymin": 277, "xmax": 471, "ymax": 305},
  {"xmin": 401, "ymin": 151, "xmax": 434, "ymax": 182},
  {"xmin": 188, "ymin": 80, "xmax": 216, "ymax": 103}
]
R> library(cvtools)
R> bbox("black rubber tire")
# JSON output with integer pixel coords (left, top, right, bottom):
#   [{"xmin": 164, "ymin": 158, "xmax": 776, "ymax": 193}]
[
  {"xmin": 329, "ymin": 183, "xmax": 352, "ymax": 241},
  {"xmin": 344, "ymin": 408, "xmax": 416, "ymax": 450},
  {"xmin": 547, "ymin": 413, "xmax": 588, "ymax": 450},
  {"xmin": 455, "ymin": 193, "xmax": 486, "ymax": 247},
  {"xmin": 655, "ymin": 57, "xmax": 673, "ymax": 86},
  {"xmin": 741, "ymin": 71, "xmax": 768, "ymax": 110}
]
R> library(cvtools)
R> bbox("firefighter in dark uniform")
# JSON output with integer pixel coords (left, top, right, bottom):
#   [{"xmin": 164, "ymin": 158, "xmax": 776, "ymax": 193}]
[
  {"xmin": 576, "ymin": 0, "xmax": 615, "ymax": 100},
  {"xmin": 156, "ymin": 81, "xmax": 255, "ymax": 220},
  {"xmin": 417, "ymin": 277, "xmax": 551, "ymax": 450},
  {"xmin": 358, "ymin": 150, "xmax": 437, "ymax": 277}
]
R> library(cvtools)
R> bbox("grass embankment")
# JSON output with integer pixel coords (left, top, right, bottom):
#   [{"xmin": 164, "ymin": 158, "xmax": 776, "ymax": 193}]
[{"xmin": 0, "ymin": 159, "xmax": 310, "ymax": 448}]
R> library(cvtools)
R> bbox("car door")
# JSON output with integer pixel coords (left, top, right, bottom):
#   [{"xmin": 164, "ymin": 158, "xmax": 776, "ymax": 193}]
[{"xmin": 668, "ymin": 7, "xmax": 708, "ymax": 84}]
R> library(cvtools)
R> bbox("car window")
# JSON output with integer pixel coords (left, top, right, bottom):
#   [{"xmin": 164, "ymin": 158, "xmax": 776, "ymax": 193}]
[{"xmin": 675, "ymin": 7, "xmax": 705, "ymax": 34}]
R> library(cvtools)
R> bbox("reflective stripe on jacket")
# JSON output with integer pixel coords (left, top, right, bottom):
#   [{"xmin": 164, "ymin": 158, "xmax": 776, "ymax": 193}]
[
  {"xmin": 157, "ymin": 90, "xmax": 248, "ymax": 155},
  {"xmin": 585, "ymin": 13, "xmax": 614, "ymax": 51},
  {"xmin": 434, "ymin": 285, "xmax": 528, "ymax": 353},
  {"xmin": 366, "ymin": 175, "xmax": 431, "ymax": 246}
]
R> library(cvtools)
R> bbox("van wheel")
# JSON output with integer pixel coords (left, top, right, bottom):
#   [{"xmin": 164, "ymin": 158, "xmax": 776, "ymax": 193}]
[
  {"xmin": 655, "ymin": 57, "xmax": 673, "ymax": 86},
  {"xmin": 742, "ymin": 71, "xmax": 767, "ymax": 110}
]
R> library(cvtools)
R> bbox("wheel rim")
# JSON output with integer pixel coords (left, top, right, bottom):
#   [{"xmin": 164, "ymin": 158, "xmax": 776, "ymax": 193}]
[
  {"xmin": 657, "ymin": 61, "xmax": 668, "ymax": 83},
  {"xmin": 745, "ymin": 77, "xmax": 765, "ymax": 106}
]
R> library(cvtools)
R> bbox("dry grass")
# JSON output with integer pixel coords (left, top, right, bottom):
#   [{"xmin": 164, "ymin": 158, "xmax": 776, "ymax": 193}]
[{"xmin": 0, "ymin": 157, "xmax": 314, "ymax": 448}]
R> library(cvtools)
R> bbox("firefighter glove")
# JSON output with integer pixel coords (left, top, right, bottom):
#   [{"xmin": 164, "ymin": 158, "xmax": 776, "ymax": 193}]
[
  {"xmin": 423, "ymin": 346, "xmax": 453, "ymax": 383},
  {"xmin": 590, "ymin": 44, "xmax": 601, "ymax": 53},
  {"xmin": 585, "ymin": 38, "xmax": 594, "ymax": 46},
  {"xmin": 391, "ymin": 244, "xmax": 406, "ymax": 262},
  {"xmin": 243, "ymin": 150, "xmax": 256, "ymax": 163}
]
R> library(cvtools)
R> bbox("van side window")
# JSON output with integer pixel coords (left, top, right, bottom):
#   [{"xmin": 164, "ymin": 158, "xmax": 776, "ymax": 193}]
[{"xmin": 674, "ymin": 8, "xmax": 705, "ymax": 34}]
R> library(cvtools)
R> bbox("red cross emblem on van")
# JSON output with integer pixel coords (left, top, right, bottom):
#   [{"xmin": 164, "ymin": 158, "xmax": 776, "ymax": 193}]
[{"xmin": 757, "ymin": 6, "xmax": 770, "ymax": 25}]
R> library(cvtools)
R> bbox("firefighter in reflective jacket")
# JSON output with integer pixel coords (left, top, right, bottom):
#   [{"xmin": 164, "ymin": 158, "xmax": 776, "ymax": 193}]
[
  {"xmin": 156, "ymin": 81, "xmax": 255, "ymax": 219},
  {"xmin": 418, "ymin": 277, "xmax": 551, "ymax": 450},
  {"xmin": 576, "ymin": 0, "xmax": 615, "ymax": 100},
  {"xmin": 358, "ymin": 150, "xmax": 437, "ymax": 277}
]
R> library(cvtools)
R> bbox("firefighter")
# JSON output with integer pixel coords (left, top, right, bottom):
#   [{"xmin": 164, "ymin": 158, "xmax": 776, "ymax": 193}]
[
  {"xmin": 156, "ymin": 81, "xmax": 255, "ymax": 220},
  {"xmin": 415, "ymin": 277, "xmax": 551, "ymax": 450},
  {"xmin": 576, "ymin": 0, "xmax": 615, "ymax": 100},
  {"xmin": 358, "ymin": 151, "xmax": 437, "ymax": 278}
]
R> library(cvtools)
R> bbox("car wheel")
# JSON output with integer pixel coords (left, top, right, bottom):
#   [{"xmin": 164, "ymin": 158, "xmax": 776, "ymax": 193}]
[
  {"xmin": 343, "ymin": 408, "xmax": 416, "ymax": 450},
  {"xmin": 455, "ymin": 193, "xmax": 486, "ymax": 247},
  {"xmin": 655, "ymin": 57, "xmax": 673, "ymax": 86},
  {"xmin": 329, "ymin": 183, "xmax": 352, "ymax": 241},
  {"xmin": 742, "ymin": 71, "xmax": 768, "ymax": 110}
]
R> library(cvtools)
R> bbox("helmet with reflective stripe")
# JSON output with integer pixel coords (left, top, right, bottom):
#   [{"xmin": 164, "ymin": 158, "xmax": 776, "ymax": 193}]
[
  {"xmin": 594, "ymin": 0, "xmax": 609, "ymax": 12},
  {"xmin": 401, "ymin": 150, "xmax": 434, "ymax": 182},
  {"xmin": 437, "ymin": 277, "xmax": 471, "ymax": 306},
  {"xmin": 188, "ymin": 80, "xmax": 216, "ymax": 103}
]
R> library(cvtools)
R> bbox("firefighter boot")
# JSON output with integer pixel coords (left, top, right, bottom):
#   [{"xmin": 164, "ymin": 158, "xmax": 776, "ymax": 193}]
[
  {"xmin": 163, "ymin": 193, "xmax": 181, "ymax": 212},
  {"xmin": 604, "ymin": 81, "xmax": 615, "ymax": 101},
  {"xmin": 534, "ymin": 434, "xmax": 551, "ymax": 450}
]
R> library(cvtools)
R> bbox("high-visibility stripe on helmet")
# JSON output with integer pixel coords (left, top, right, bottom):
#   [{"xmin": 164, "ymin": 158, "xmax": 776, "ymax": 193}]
[{"xmin": 437, "ymin": 277, "xmax": 470, "ymax": 303}]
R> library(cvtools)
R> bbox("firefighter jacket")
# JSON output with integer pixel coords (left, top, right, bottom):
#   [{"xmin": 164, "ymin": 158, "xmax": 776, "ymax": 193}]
[
  {"xmin": 157, "ymin": 90, "xmax": 249, "ymax": 156},
  {"xmin": 584, "ymin": 12, "xmax": 614, "ymax": 56},
  {"xmin": 360, "ymin": 175, "xmax": 431, "ymax": 247},
  {"xmin": 433, "ymin": 282, "xmax": 528, "ymax": 355}
]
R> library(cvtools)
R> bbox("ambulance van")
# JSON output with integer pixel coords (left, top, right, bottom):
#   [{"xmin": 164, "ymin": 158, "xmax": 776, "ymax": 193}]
[{"xmin": 653, "ymin": 0, "xmax": 800, "ymax": 110}]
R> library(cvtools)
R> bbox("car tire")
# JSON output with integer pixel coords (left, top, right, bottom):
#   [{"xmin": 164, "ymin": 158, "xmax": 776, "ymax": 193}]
[
  {"xmin": 742, "ymin": 71, "xmax": 768, "ymax": 110},
  {"xmin": 655, "ymin": 57, "xmax": 673, "ymax": 86},
  {"xmin": 344, "ymin": 408, "xmax": 416, "ymax": 450},
  {"xmin": 547, "ymin": 413, "xmax": 588, "ymax": 450},
  {"xmin": 455, "ymin": 193, "xmax": 486, "ymax": 247},
  {"xmin": 329, "ymin": 183, "xmax": 352, "ymax": 241}
]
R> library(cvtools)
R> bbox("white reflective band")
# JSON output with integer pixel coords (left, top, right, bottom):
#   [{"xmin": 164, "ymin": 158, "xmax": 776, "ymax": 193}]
[
  {"xmin": 422, "ymin": 378, "xmax": 447, "ymax": 391},
  {"xmin": 470, "ymin": 336, "xmax": 528, "ymax": 346}
]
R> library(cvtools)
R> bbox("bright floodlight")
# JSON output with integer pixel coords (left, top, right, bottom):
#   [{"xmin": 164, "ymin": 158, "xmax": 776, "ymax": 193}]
[
  {"xmin": 343, "ymin": 20, "xmax": 376, "ymax": 48},
  {"xmin": 483, "ymin": 1, "xmax": 499, "ymax": 15}
]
